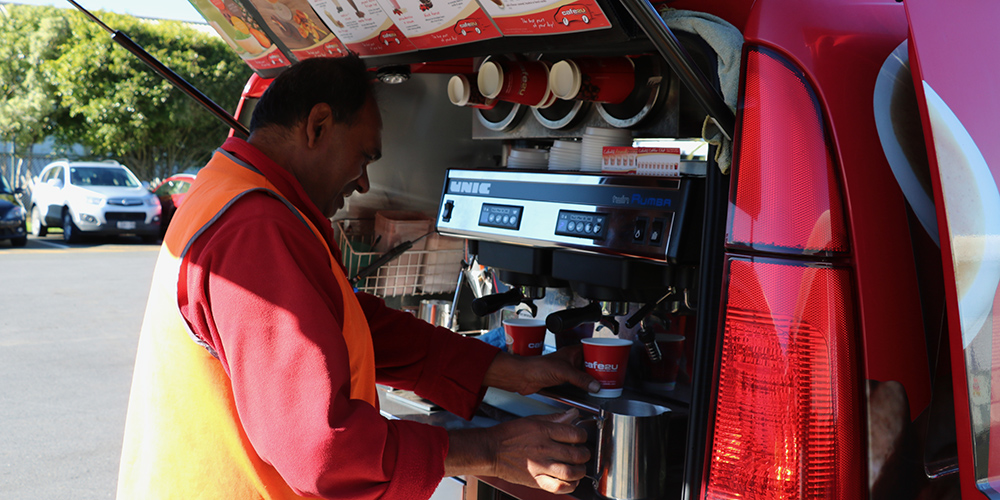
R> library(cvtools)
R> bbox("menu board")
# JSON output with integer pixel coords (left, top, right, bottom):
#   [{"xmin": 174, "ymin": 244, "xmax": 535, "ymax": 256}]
[
  {"xmin": 376, "ymin": 0, "xmax": 501, "ymax": 49},
  {"xmin": 188, "ymin": 0, "xmax": 292, "ymax": 76},
  {"xmin": 308, "ymin": 0, "xmax": 418, "ymax": 56},
  {"xmin": 240, "ymin": 0, "xmax": 351, "ymax": 60},
  {"xmin": 477, "ymin": 0, "xmax": 611, "ymax": 35}
]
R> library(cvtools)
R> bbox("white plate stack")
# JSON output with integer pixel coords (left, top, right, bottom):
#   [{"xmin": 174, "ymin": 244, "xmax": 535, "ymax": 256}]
[
  {"xmin": 507, "ymin": 148, "xmax": 550, "ymax": 169},
  {"xmin": 581, "ymin": 127, "xmax": 632, "ymax": 172},
  {"xmin": 548, "ymin": 140, "xmax": 582, "ymax": 171}
]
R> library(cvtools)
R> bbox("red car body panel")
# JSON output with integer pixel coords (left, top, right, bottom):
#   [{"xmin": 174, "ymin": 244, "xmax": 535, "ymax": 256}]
[{"xmin": 905, "ymin": 0, "xmax": 1000, "ymax": 496}]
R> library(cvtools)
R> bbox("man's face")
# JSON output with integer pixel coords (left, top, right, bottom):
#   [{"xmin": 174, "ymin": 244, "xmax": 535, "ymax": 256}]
[{"xmin": 314, "ymin": 97, "xmax": 382, "ymax": 218}]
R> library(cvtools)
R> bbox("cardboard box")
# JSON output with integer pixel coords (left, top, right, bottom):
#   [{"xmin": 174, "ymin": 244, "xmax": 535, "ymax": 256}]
[{"xmin": 601, "ymin": 147, "xmax": 681, "ymax": 176}]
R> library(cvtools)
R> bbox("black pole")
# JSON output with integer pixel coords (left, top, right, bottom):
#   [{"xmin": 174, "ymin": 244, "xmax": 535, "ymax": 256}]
[
  {"xmin": 617, "ymin": 0, "xmax": 736, "ymax": 141},
  {"xmin": 66, "ymin": 0, "xmax": 250, "ymax": 138}
]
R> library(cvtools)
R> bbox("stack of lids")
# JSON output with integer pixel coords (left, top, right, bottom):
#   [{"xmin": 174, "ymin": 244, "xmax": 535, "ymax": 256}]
[
  {"xmin": 548, "ymin": 140, "xmax": 582, "ymax": 171},
  {"xmin": 507, "ymin": 148, "xmax": 550, "ymax": 169},
  {"xmin": 581, "ymin": 127, "xmax": 632, "ymax": 172}
]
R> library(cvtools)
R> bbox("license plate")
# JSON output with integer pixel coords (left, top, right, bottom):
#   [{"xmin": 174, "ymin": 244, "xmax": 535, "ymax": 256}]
[{"xmin": 117, "ymin": 221, "xmax": 137, "ymax": 230}]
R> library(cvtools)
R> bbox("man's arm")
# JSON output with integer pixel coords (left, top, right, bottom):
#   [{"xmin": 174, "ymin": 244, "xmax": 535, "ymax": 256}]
[
  {"xmin": 445, "ymin": 409, "xmax": 591, "ymax": 494},
  {"xmin": 358, "ymin": 292, "xmax": 500, "ymax": 419},
  {"xmin": 181, "ymin": 197, "xmax": 449, "ymax": 500}
]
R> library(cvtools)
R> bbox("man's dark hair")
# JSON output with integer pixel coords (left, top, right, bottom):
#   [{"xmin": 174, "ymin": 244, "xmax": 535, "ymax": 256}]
[{"xmin": 249, "ymin": 55, "xmax": 374, "ymax": 132}]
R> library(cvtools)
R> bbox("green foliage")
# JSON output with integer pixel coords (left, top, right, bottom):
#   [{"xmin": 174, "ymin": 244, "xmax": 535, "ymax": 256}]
[{"xmin": 0, "ymin": 5, "xmax": 251, "ymax": 180}]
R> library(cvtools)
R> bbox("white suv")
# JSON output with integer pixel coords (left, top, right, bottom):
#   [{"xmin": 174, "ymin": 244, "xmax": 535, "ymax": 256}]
[{"xmin": 29, "ymin": 160, "xmax": 161, "ymax": 243}]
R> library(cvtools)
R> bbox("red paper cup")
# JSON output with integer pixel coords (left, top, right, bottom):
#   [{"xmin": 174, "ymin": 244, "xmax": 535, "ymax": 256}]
[
  {"xmin": 641, "ymin": 334, "xmax": 685, "ymax": 391},
  {"xmin": 582, "ymin": 337, "xmax": 632, "ymax": 398},
  {"xmin": 504, "ymin": 318, "xmax": 547, "ymax": 356},
  {"xmin": 447, "ymin": 74, "xmax": 497, "ymax": 110},
  {"xmin": 548, "ymin": 57, "xmax": 635, "ymax": 104},
  {"xmin": 477, "ymin": 59, "xmax": 551, "ymax": 107}
]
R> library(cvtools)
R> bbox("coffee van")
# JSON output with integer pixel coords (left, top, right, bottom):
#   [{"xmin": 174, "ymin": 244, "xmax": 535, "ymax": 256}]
[{"xmin": 146, "ymin": 0, "xmax": 1000, "ymax": 498}]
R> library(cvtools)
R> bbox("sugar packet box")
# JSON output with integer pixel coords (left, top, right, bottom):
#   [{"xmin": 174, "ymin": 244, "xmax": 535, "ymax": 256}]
[{"xmin": 602, "ymin": 147, "xmax": 681, "ymax": 176}]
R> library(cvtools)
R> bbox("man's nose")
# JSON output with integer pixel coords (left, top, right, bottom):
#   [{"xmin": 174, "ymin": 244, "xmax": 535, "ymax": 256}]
[{"xmin": 356, "ymin": 167, "xmax": 371, "ymax": 194}]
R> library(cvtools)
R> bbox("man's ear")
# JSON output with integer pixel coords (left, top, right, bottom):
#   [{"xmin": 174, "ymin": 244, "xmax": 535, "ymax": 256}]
[{"xmin": 305, "ymin": 103, "xmax": 334, "ymax": 149}]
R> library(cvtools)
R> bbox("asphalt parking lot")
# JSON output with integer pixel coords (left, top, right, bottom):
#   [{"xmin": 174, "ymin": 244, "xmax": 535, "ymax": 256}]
[{"xmin": 0, "ymin": 233, "xmax": 160, "ymax": 499}]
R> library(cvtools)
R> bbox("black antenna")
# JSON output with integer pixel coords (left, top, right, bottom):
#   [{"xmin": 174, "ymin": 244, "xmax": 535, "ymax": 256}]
[{"xmin": 67, "ymin": 0, "xmax": 250, "ymax": 138}]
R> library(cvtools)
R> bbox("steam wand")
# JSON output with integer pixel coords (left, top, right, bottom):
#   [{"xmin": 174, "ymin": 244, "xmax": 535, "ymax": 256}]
[{"xmin": 625, "ymin": 288, "xmax": 676, "ymax": 363}]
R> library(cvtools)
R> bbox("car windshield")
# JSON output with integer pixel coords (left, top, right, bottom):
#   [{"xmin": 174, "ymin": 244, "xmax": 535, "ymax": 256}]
[
  {"xmin": 0, "ymin": 175, "xmax": 13, "ymax": 194},
  {"xmin": 70, "ymin": 166, "xmax": 140, "ymax": 188}
]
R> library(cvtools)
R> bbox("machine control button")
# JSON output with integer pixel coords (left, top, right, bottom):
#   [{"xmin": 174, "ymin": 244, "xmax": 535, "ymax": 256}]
[
  {"xmin": 555, "ymin": 210, "xmax": 608, "ymax": 240},
  {"xmin": 649, "ymin": 219, "xmax": 665, "ymax": 245},
  {"xmin": 442, "ymin": 200, "xmax": 454, "ymax": 222},
  {"xmin": 479, "ymin": 203, "xmax": 523, "ymax": 230},
  {"xmin": 633, "ymin": 218, "xmax": 648, "ymax": 243}
]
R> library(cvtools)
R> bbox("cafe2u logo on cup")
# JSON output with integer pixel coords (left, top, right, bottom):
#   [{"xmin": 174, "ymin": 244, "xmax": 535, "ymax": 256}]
[
  {"xmin": 585, "ymin": 360, "xmax": 620, "ymax": 373},
  {"xmin": 506, "ymin": 333, "xmax": 542, "ymax": 350}
]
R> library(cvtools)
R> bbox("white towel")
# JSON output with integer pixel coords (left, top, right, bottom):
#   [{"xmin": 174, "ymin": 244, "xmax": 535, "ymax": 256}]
[{"xmin": 658, "ymin": 8, "xmax": 743, "ymax": 174}]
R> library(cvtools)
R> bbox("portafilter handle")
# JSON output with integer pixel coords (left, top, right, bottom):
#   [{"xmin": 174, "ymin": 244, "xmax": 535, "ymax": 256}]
[
  {"xmin": 471, "ymin": 288, "xmax": 539, "ymax": 317},
  {"xmin": 545, "ymin": 302, "xmax": 620, "ymax": 335}
]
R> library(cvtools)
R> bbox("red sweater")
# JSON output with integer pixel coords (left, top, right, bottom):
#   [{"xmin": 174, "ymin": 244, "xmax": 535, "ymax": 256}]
[{"xmin": 178, "ymin": 137, "xmax": 500, "ymax": 499}]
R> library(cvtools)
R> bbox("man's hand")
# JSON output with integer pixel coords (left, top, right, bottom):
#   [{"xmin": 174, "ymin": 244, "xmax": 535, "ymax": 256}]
[
  {"xmin": 445, "ymin": 410, "xmax": 590, "ymax": 494},
  {"xmin": 484, "ymin": 345, "xmax": 601, "ymax": 396}
]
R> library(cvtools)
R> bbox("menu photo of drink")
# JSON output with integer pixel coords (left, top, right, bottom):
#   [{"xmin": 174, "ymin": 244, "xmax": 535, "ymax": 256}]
[
  {"xmin": 376, "ymin": 0, "xmax": 500, "ymax": 49},
  {"xmin": 188, "ymin": 0, "xmax": 291, "ymax": 76},
  {"xmin": 476, "ymin": 0, "xmax": 611, "ymax": 35},
  {"xmin": 308, "ymin": 0, "xmax": 418, "ymax": 55},
  {"xmin": 241, "ymin": 0, "xmax": 350, "ymax": 60}
]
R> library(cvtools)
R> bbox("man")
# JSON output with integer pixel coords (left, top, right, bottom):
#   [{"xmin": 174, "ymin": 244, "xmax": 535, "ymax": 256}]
[{"xmin": 116, "ymin": 55, "xmax": 601, "ymax": 500}]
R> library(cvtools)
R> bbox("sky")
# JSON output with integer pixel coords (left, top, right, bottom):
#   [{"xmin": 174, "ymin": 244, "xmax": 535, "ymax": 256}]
[{"xmin": 6, "ymin": 0, "xmax": 205, "ymax": 23}]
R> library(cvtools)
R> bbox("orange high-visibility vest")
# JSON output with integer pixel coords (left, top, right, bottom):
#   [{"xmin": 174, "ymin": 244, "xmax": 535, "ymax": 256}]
[{"xmin": 117, "ymin": 149, "xmax": 377, "ymax": 499}]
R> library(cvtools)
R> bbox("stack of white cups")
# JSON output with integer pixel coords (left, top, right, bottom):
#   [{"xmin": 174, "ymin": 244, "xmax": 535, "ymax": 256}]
[{"xmin": 581, "ymin": 127, "xmax": 632, "ymax": 172}]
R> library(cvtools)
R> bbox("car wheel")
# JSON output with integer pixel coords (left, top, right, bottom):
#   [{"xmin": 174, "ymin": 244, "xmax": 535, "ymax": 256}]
[
  {"xmin": 562, "ymin": 18, "xmax": 570, "ymax": 26},
  {"xmin": 31, "ymin": 206, "xmax": 47, "ymax": 237},
  {"xmin": 11, "ymin": 235, "xmax": 27, "ymax": 247},
  {"xmin": 582, "ymin": 15, "xmax": 589, "ymax": 23},
  {"xmin": 63, "ymin": 211, "xmax": 80, "ymax": 244}
]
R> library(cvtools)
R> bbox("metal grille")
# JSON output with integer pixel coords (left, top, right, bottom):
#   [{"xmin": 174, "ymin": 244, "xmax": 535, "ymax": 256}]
[
  {"xmin": 107, "ymin": 198, "xmax": 145, "ymax": 206},
  {"xmin": 335, "ymin": 219, "xmax": 464, "ymax": 297}
]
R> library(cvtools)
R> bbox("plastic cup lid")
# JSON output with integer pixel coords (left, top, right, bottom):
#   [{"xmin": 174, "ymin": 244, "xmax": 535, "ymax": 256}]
[
  {"xmin": 477, "ymin": 61, "xmax": 504, "ymax": 99},
  {"xmin": 447, "ymin": 75, "xmax": 471, "ymax": 106},
  {"xmin": 549, "ymin": 60, "xmax": 581, "ymax": 100},
  {"xmin": 586, "ymin": 126, "xmax": 632, "ymax": 137}
]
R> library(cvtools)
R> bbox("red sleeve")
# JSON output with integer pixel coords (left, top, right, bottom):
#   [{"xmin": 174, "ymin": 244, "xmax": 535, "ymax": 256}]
[
  {"xmin": 358, "ymin": 293, "xmax": 500, "ymax": 420},
  {"xmin": 180, "ymin": 193, "xmax": 448, "ymax": 500}
]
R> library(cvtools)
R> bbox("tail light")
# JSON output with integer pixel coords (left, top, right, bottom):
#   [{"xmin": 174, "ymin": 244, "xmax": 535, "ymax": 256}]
[
  {"xmin": 703, "ymin": 46, "xmax": 863, "ymax": 499},
  {"xmin": 727, "ymin": 47, "xmax": 848, "ymax": 255}
]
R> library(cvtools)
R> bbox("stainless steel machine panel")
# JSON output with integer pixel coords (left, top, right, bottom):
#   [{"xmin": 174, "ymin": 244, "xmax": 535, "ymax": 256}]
[{"xmin": 436, "ymin": 169, "xmax": 701, "ymax": 262}]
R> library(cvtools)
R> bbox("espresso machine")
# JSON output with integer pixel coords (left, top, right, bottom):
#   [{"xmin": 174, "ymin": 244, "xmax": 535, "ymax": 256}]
[{"xmin": 437, "ymin": 167, "xmax": 702, "ymax": 359}]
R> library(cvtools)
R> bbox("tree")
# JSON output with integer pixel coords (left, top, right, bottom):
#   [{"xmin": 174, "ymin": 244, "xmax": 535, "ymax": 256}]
[
  {"xmin": 0, "ymin": 5, "xmax": 251, "ymax": 181},
  {"xmin": 0, "ymin": 5, "xmax": 70, "ymax": 159}
]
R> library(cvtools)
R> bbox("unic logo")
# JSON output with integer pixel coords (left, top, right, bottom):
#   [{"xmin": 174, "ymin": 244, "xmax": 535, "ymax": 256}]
[
  {"xmin": 585, "ymin": 360, "xmax": 619, "ymax": 372},
  {"xmin": 450, "ymin": 180, "xmax": 492, "ymax": 195}
]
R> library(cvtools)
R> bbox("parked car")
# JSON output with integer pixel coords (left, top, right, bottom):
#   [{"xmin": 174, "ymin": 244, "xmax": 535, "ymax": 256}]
[
  {"xmin": 29, "ymin": 160, "xmax": 161, "ymax": 243},
  {"xmin": 151, "ymin": 171, "xmax": 197, "ymax": 236},
  {"xmin": 0, "ymin": 174, "xmax": 27, "ymax": 248}
]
